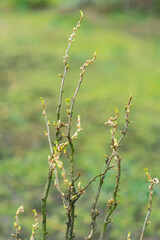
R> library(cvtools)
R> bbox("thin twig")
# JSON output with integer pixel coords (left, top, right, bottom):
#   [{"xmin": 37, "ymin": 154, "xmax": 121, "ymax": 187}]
[
  {"xmin": 118, "ymin": 95, "xmax": 132, "ymax": 146},
  {"xmin": 57, "ymin": 11, "xmax": 83, "ymax": 122},
  {"xmin": 41, "ymin": 100, "xmax": 65, "ymax": 202},
  {"xmin": 65, "ymin": 53, "xmax": 97, "ymax": 240},
  {"xmin": 99, "ymin": 152, "xmax": 121, "ymax": 240},
  {"xmin": 72, "ymin": 165, "xmax": 115, "ymax": 206},
  {"xmin": 83, "ymin": 165, "xmax": 115, "ymax": 192},
  {"xmin": 11, "ymin": 206, "xmax": 24, "ymax": 240},
  {"xmin": 74, "ymin": 172, "xmax": 81, "ymax": 183},
  {"xmin": 30, "ymin": 209, "xmax": 39, "ymax": 240},
  {"xmin": 67, "ymin": 52, "xmax": 97, "ymax": 139},
  {"xmin": 86, "ymin": 153, "xmax": 115, "ymax": 240},
  {"xmin": 67, "ymin": 54, "xmax": 97, "ymax": 184},
  {"xmin": 140, "ymin": 211, "xmax": 151, "ymax": 240},
  {"xmin": 140, "ymin": 170, "xmax": 159, "ymax": 240}
]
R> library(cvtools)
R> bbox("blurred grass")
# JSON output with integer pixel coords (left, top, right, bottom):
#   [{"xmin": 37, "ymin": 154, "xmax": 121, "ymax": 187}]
[{"xmin": 0, "ymin": 8, "xmax": 160, "ymax": 240}]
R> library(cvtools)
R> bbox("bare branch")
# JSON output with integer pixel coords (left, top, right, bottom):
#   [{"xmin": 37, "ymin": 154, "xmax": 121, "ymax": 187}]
[
  {"xmin": 99, "ymin": 152, "xmax": 121, "ymax": 240},
  {"xmin": 87, "ymin": 96, "xmax": 132, "ymax": 240},
  {"xmin": 67, "ymin": 51, "xmax": 97, "ymax": 139},
  {"xmin": 83, "ymin": 165, "xmax": 115, "ymax": 193},
  {"xmin": 140, "ymin": 169, "xmax": 159, "ymax": 240},
  {"xmin": 30, "ymin": 209, "xmax": 39, "ymax": 240},
  {"xmin": 57, "ymin": 11, "xmax": 84, "ymax": 122},
  {"xmin": 118, "ymin": 94, "xmax": 132, "ymax": 146},
  {"xmin": 40, "ymin": 98, "xmax": 66, "ymax": 240},
  {"xmin": 11, "ymin": 206, "xmax": 24, "ymax": 240},
  {"xmin": 86, "ymin": 153, "xmax": 115, "ymax": 240}
]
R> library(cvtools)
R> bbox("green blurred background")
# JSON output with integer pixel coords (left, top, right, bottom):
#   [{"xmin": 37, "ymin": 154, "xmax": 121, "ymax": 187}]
[{"xmin": 0, "ymin": 0, "xmax": 160, "ymax": 239}]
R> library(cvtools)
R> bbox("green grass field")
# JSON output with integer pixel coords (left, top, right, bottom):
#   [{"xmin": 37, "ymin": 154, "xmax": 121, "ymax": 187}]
[{"xmin": 0, "ymin": 8, "xmax": 160, "ymax": 240}]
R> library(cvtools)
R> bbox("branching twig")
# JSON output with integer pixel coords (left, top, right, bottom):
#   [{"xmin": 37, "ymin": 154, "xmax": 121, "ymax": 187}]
[
  {"xmin": 67, "ymin": 52, "xmax": 97, "ymax": 139},
  {"xmin": 70, "ymin": 165, "xmax": 115, "ymax": 206},
  {"xmin": 65, "ymin": 51, "xmax": 97, "ymax": 240},
  {"xmin": 83, "ymin": 165, "xmax": 115, "ymax": 192},
  {"xmin": 86, "ymin": 153, "xmax": 115, "ymax": 240},
  {"xmin": 87, "ymin": 96, "xmax": 132, "ymax": 240}
]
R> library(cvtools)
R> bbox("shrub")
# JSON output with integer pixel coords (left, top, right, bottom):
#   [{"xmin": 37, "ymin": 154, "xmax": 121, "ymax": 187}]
[{"xmin": 10, "ymin": 11, "xmax": 159, "ymax": 240}]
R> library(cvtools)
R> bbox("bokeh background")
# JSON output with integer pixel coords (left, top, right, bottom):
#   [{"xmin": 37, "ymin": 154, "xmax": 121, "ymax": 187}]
[{"xmin": 0, "ymin": 0, "xmax": 160, "ymax": 239}]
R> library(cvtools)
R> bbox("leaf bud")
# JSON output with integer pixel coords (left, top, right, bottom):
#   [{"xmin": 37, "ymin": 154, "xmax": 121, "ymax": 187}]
[
  {"xmin": 79, "ymin": 10, "xmax": 83, "ymax": 19},
  {"xmin": 71, "ymin": 195, "xmax": 77, "ymax": 200},
  {"xmin": 48, "ymin": 155, "xmax": 51, "ymax": 162},
  {"xmin": 66, "ymin": 64, "xmax": 69, "ymax": 69},
  {"xmin": 54, "ymin": 180, "xmax": 57, "ymax": 187},
  {"xmin": 44, "ymin": 131, "xmax": 48, "ymax": 137},
  {"xmin": 14, "ymin": 222, "xmax": 17, "ymax": 228}
]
